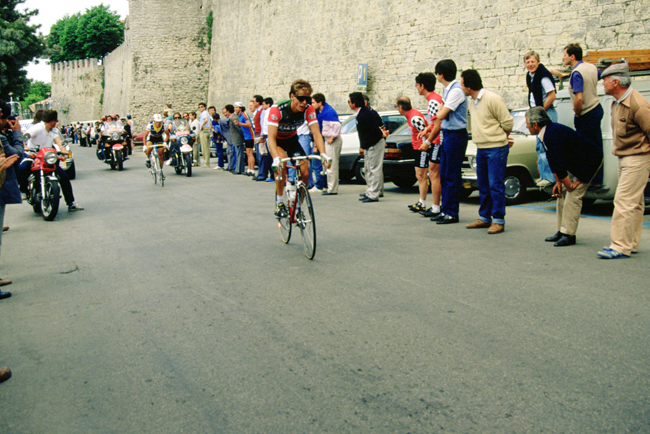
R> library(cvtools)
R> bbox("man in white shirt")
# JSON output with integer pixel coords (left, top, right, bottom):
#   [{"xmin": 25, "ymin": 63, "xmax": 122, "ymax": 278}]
[
  {"xmin": 22, "ymin": 110, "xmax": 83, "ymax": 211},
  {"xmin": 254, "ymin": 97, "xmax": 274, "ymax": 181}
]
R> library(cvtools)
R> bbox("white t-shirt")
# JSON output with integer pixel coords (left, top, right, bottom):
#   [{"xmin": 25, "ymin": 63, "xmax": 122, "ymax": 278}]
[
  {"xmin": 26, "ymin": 122, "xmax": 60, "ymax": 151},
  {"xmin": 261, "ymin": 108, "xmax": 270, "ymax": 135},
  {"xmin": 528, "ymin": 75, "xmax": 555, "ymax": 107},
  {"xmin": 442, "ymin": 80, "xmax": 466, "ymax": 112}
]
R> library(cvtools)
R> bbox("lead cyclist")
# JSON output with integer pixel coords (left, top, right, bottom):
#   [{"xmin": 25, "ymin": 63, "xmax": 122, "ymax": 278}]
[
  {"xmin": 144, "ymin": 114, "xmax": 169, "ymax": 170},
  {"xmin": 267, "ymin": 79, "xmax": 332, "ymax": 218}
]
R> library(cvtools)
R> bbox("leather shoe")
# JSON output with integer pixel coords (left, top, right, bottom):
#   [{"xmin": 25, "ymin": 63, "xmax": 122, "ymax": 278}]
[
  {"xmin": 554, "ymin": 234, "xmax": 576, "ymax": 247},
  {"xmin": 0, "ymin": 291, "xmax": 11, "ymax": 299},
  {"xmin": 419, "ymin": 208, "xmax": 440, "ymax": 218},
  {"xmin": 360, "ymin": 197, "xmax": 378, "ymax": 203},
  {"xmin": 436, "ymin": 215, "xmax": 459, "ymax": 224},
  {"xmin": 2, "ymin": 226, "xmax": 8, "ymax": 232},
  {"xmin": 359, "ymin": 193, "xmax": 383, "ymax": 198},
  {"xmin": 0, "ymin": 279, "xmax": 12, "ymax": 287},
  {"xmin": 545, "ymin": 231, "xmax": 562, "ymax": 242},
  {"xmin": 322, "ymin": 191, "xmax": 337, "ymax": 195},
  {"xmin": 430, "ymin": 213, "xmax": 446, "ymax": 222},
  {"xmin": 488, "ymin": 223, "xmax": 505, "ymax": 234},
  {"xmin": 0, "ymin": 367, "xmax": 11, "ymax": 383},
  {"xmin": 466, "ymin": 219, "xmax": 491, "ymax": 229}
]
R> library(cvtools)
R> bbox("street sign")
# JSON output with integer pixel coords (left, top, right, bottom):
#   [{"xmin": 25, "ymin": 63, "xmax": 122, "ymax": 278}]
[{"xmin": 356, "ymin": 63, "xmax": 368, "ymax": 92}]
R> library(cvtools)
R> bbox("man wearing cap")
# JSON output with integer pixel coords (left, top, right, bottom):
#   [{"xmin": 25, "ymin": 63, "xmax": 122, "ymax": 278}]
[{"xmin": 598, "ymin": 63, "xmax": 650, "ymax": 259}]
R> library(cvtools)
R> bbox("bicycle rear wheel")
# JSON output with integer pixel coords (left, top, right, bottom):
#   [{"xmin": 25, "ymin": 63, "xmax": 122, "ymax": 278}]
[
  {"xmin": 296, "ymin": 184, "xmax": 316, "ymax": 259},
  {"xmin": 277, "ymin": 188, "xmax": 291, "ymax": 243}
]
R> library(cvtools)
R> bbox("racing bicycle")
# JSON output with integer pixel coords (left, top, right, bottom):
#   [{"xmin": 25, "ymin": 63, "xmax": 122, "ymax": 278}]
[
  {"xmin": 275, "ymin": 155, "xmax": 323, "ymax": 260},
  {"xmin": 147, "ymin": 142, "xmax": 166, "ymax": 187}
]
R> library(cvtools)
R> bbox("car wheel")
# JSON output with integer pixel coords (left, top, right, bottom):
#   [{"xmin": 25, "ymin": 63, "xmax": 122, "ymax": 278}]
[
  {"xmin": 353, "ymin": 160, "xmax": 366, "ymax": 185},
  {"xmin": 504, "ymin": 170, "xmax": 528, "ymax": 205},
  {"xmin": 392, "ymin": 174, "xmax": 417, "ymax": 189}
]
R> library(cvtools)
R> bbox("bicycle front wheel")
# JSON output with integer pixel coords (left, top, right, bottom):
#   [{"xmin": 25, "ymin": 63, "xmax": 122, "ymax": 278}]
[
  {"xmin": 297, "ymin": 184, "xmax": 316, "ymax": 259},
  {"xmin": 277, "ymin": 188, "xmax": 291, "ymax": 244},
  {"xmin": 151, "ymin": 155, "xmax": 158, "ymax": 184}
]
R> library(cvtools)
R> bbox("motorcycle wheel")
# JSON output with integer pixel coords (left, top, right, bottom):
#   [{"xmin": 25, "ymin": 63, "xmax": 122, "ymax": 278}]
[
  {"xmin": 30, "ymin": 184, "xmax": 42, "ymax": 214},
  {"xmin": 41, "ymin": 179, "xmax": 60, "ymax": 221},
  {"xmin": 116, "ymin": 151, "xmax": 123, "ymax": 171},
  {"xmin": 174, "ymin": 154, "xmax": 182, "ymax": 175},
  {"xmin": 185, "ymin": 153, "xmax": 192, "ymax": 177}
]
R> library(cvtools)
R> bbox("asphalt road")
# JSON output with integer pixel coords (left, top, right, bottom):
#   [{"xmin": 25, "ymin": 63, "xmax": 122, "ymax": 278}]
[{"xmin": 1, "ymin": 146, "xmax": 648, "ymax": 433}]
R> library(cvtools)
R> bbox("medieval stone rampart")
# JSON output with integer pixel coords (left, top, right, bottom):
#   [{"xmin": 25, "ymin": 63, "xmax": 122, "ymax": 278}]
[
  {"xmin": 50, "ymin": 58, "xmax": 104, "ymax": 124},
  {"xmin": 207, "ymin": 0, "xmax": 650, "ymax": 113},
  {"xmin": 102, "ymin": 16, "xmax": 132, "ymax": 119}
]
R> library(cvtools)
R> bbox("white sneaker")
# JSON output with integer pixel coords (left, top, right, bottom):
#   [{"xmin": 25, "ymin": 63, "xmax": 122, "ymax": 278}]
[
  {"xmin": 165, "ymin": 159, "xmax": 172, "ymax": 166},
  {"xmin": 536, "ymin": 179, "xmax": 552, "ymax": 187},
  {"xmin": 309, "ymin": 187, "xmax": 322, "ymax": 193}
]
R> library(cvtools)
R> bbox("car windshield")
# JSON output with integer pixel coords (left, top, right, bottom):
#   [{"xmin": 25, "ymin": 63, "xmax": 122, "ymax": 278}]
[
  {"xmin": 340, "ymin": 117, "xmax": 357, "ymax": 134},
  {"xmin": 511, "ymin": 110, "xmax": 530, "ymax": 135}
]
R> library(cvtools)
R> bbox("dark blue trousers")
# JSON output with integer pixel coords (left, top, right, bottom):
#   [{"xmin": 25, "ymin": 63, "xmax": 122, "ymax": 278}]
[
  {"xmin": 440, "ymin": 128, "xmax": 468, "ymax": 218},
  {"xmin": 574, "ymin": 103, "xmax": 604, "ymax": 184}
]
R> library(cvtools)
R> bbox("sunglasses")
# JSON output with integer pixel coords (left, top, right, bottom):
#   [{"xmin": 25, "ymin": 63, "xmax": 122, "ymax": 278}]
[
  {"xmin": 174, "ymin": 117, "xmax": 181, "ymax": 119},
  {"xmin": 294, "ymin": 95, "xmax": 312, "ymax": 104}
]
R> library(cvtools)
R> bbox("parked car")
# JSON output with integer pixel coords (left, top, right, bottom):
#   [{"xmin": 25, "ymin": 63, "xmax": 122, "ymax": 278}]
[
  {"xmin": 134, "ymin": 132, "xmax": 145, "ymax": 147},
  {"xmin": 339, "ymin": 110, "xmax": 407, "ymax": 182},
  {"xmin": 461, "ymin": 109, "xmax": 540, "ymax": 204}
]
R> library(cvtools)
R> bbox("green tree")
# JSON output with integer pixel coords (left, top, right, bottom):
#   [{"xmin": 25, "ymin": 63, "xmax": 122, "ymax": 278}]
[
  {"xmin": 0, "ymin": 0, "xmax": 46, "ymax": 100},
  {"xmin": 47, "ymin": 4, "xmax": 124, "ymax": 63},
  {"xmin": 19, "ymin": 80, "xmax": 50, "ymax": 112}
]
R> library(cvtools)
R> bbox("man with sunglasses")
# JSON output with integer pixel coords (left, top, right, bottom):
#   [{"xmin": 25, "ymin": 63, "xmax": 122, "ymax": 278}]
[{"xmin": 268, "ymin": 79, "xmax": 331, "ymax": 218}]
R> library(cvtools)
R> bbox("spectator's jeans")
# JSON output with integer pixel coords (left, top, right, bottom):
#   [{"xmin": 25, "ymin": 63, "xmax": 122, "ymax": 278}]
[
  {"xmin": 440, "ymin": 128, "xmax": 468, "ymax": 218},
  {"xmin": 364, "ymin": 139, "xmax": 385, "ymax": 200},
  {"xmin": 213, "ymin": 137, "xmax": 225, "ymax": 168},
  {"xmin": 536, "ymin": 107, "xmax": 557, "ymax": 183},
  {"xmin": 476, "ymin": 145, "xmax": 509, "ymax": 225},
  {"xmin": 574, "ymin": 104, "xmax": 604, "ymax": 184},
  {"xmin": 257, "ymin": 137, "xmax": 272, "ymax": 180},
  {"xmin": 226, "ymin": 140, "xmax": 236, "ymax": 170},
  {"xmin": 325, "ymin": 136, "xmax": 343, "ymax": 193},
  {"xmin": 234, "ymin": 144, "xmax": 245, "ymax": 173}
]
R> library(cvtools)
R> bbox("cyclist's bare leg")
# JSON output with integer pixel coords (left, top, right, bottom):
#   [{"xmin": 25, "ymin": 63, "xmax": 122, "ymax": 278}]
[
  {"xmin": 157, "ymin": 147, "xmax": 165, "ymax": 169},
  {"xmin": 274, "ymin": 147, "xmax": 288, "ymax": 197},
  {"xmin": 298, "ymin": 159, "xmax": 310, "ymax": 187},
  {"xmin": 145, "ymin": 141, "xmax": 153, "ymax": 159}
]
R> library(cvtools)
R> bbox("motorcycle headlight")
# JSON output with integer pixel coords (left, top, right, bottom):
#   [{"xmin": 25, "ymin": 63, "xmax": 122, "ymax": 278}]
[
  {"xmin": 180, "ymin": 137, "xmax": 188, "ymax": 145},
  {"xmin": 44, "ymin": 151, "xmax": 58, "ymax": 165},
  {"xmin": 468, "ymin": 155, "xmax": 477, "ymax": 171},
  {"xmin": 111, "ymin": 133, "xmax": 120, "ymax": 141}
]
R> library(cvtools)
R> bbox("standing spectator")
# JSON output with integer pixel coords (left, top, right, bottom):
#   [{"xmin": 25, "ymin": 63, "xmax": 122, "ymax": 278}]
[
  {"xmin": 598, "ymin": 63, "xmax": 650, "ymax": 259},
  {"xmin": 526, "ymin": 107, "xmax": 602, "ymax": 246},
  {"xmin": 312, "ymin": 93, "xmax": 342, "ymax": 195},
  {"xmin": 0, "ymin": 101, "xmax": 24, "ymax": 292},
  {"xmin": 415, "ymin": 72, "xmax": 444, "ymax": 219},
  {"xmin": 198, "ymin": 102, "xmax": 211, "ymax": 167},
  {"xmin": 525, "ymin": 50, "xmax": 557, "ymax": 186},
  {"xmin": 188, "ymin": 111, "xmax": 200, "ymax": 166},
  {"xmin": 252, "ymin": 95, "xmax": 264, "ymax": 177},
  {"xmin": 349, "ymin": 92, "xmax": 388, "ymax": 203},
  {"xmin": 254, "ymin": 97, "xmax": 274, "ymax": 181},
  {"xmin": 563, "ymin": 43, "xmax": 604, "ymax": 184},
  {"xmin": 229, "ymin": 104, "xmax": 245, "ymax": 174},
  {"xmin": 234, "ymin": 102, "xmax": 255, "ymax": 176},
  {"xmin": 424, "ymin": 59, "xmax": 469, "ymax": 224},
  {"xmin": 211, "ymin": 113, "xmax": 225, "ymax": 169},
  {"xmin": 220, "ymin": 106, "xmax": 234, "ymax": 171},
  {"xmin": 461, "ymin": 69, "xmax": 514, "ymax": 235},
  {"xmin": 395, "ymin": 96, "xmax": 429, "ymax": 212},
  {"xmin": 79, "ymin": 123, "xmax": 87, "ymax": 147}
]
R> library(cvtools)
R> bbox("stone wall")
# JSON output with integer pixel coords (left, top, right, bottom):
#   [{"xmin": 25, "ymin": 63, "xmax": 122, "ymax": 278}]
[
  {"xmin": 124, "ymin": 0, "xmax": 211, "ymax": 131},
  {"xmin": 50, "ymin": 58, "xmax": 104, "ymax": 124},
  {"xmin": 102, "ymin": 16, "xmax": 132, "ymax": 118},
  {"xmin": 207, "ymin": 0, "xmax": 650, "ymax": 114}
]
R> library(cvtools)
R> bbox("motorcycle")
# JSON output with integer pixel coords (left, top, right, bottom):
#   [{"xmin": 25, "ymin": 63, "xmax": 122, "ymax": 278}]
[
  {"xmin": 98, "ymin": 121, "xmax": 128, "ymax": 171},
  {"xmin": 24, "ymin": 146, "xmax": 65, "ymax": 221},
  {"xmin": 169, "ymin": 119, "xmax": 194, "ymax": 177}
]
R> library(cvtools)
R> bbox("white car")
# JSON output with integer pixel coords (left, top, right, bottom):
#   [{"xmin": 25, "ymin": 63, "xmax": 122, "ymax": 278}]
[{"xmin": 338, "ymin": 110, "xmax": 407, "ymax": 182}]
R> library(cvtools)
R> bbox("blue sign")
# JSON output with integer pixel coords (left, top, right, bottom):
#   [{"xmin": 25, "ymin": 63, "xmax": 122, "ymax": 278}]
[{"xmin": 356, "ymin": 63, "xmax": 368, "ymax": 92}]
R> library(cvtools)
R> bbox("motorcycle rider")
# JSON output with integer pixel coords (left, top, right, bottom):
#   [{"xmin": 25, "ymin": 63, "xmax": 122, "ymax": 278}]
[
  {"xmin": 144, "ymin": 114, "xmax": 168, "ymax": 170},
  {"xmin": 168, "ymin": 113, "xmax": 185, "ymax": 167},
  {"xmin": 21, "ymin": 110, "xmax": 83, "ymax": 211}
]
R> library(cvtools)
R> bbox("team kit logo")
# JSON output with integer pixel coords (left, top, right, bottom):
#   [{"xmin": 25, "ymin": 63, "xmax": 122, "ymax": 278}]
[
  {"xmin": 308, "ymin": 112, "xmax": 317, "ymax": 120},
  {"xmin": 271, "ymin": 114, "xmax": 279, "ymax": 121}
]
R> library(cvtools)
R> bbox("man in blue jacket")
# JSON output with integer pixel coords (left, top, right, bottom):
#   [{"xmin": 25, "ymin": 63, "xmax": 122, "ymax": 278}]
[
  {"xmin": 0, "ymin": 102, "xmax": 25, "ymax": 294},
  {"xmin": 312, "ymin": 93, "xmax": 342, "ymax": 195},
  {"xmin": 526, "ymin": 106, "xmax": 603, "ymax": 247}
]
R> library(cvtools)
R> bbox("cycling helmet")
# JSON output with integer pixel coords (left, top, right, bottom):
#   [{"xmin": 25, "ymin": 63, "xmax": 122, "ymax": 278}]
[{"xmin": 153, "ymin": 114, "xmax": 163, "ymax": 122}]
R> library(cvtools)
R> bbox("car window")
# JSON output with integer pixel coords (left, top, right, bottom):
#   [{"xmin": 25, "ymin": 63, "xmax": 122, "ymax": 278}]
[
  {"xmin": 391, "ymin": 123, "xmax": 411, "ymax": 136},
  {"xmin": 511, "ymin": 110, "xmax": 530, "ymax": 135},
  {"xmin": 382, "ymin": 115, "xmax": 406, "ymax": 134}
]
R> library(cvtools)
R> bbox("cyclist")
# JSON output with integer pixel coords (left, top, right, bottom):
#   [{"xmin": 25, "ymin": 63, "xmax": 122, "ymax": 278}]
[
  {"xmin": 267, "ymin": 79, "xmax": 331, "ymax": 218},
  {"xmin": 144, "ymin": 114, "xmax": 168, "ymax": 170}
]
